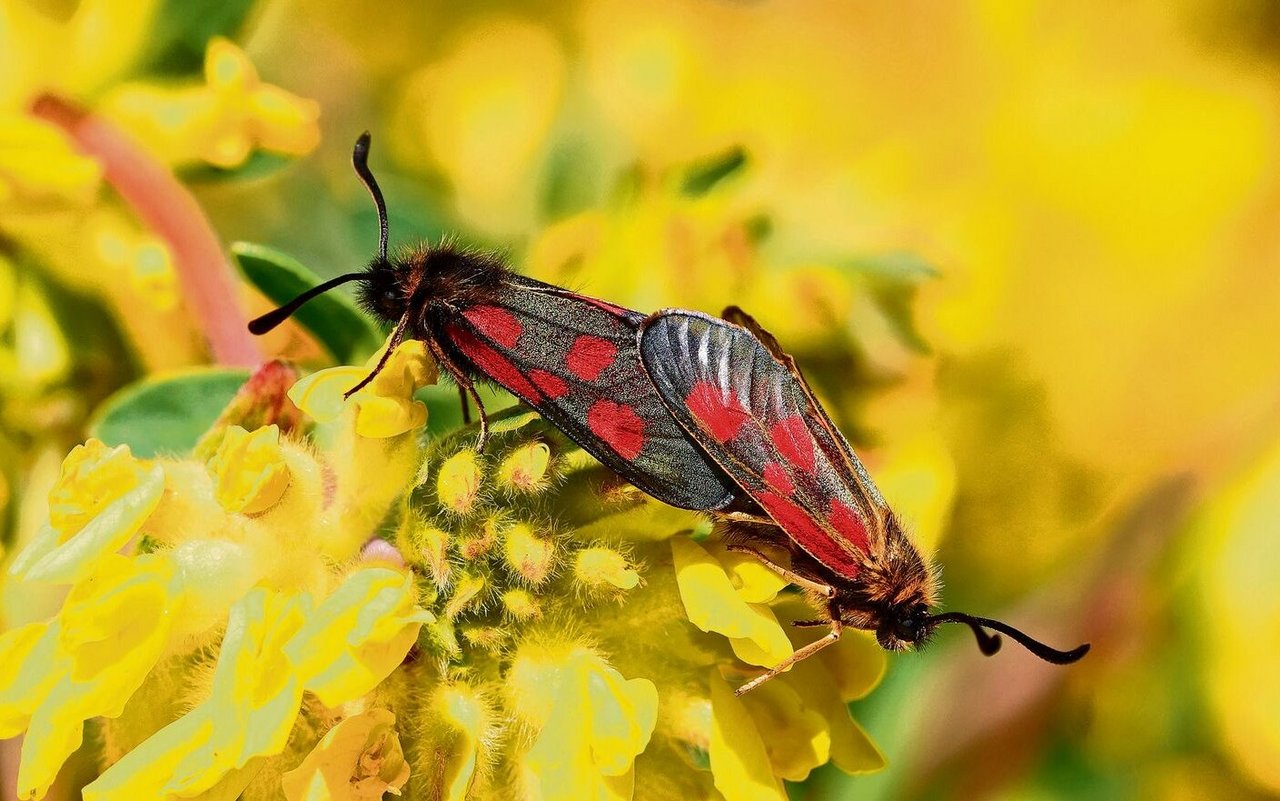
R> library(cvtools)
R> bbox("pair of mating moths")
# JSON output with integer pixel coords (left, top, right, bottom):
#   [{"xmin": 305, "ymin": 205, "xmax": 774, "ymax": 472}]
[{"xmin": 251, "ymin": 135, "xmax": 1088, "ymax": 695}]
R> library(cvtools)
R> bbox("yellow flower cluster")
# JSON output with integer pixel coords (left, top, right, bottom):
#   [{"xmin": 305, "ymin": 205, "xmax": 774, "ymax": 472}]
[
  {"xmin": 103, "ymin": 38, "xmax": 321, "ymax": 169},
  {"xmin": 0, "ymin": 334, "xmax": 889, "ymax": 800}
]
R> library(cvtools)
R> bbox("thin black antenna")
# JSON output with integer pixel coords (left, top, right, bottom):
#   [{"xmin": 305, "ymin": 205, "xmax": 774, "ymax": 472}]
[
  {"xmin": 352, "ymin": 131, "xmax": 389, "ymax": 262},
  {"xmin": 928, "ymin": 611, "xmax": 1090, "ymax": 664},
  {"xmin": 248, "ymin": 272, "xmax": 366, "ymax": 335}
]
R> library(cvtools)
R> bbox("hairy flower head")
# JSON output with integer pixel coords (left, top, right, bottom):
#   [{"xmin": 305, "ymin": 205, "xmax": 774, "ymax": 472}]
[{"xmin": 2, "ymin": 370, "xmax": 888, "ymax": 800}]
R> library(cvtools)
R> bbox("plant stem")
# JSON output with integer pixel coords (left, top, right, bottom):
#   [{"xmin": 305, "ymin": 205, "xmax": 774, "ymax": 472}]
[{"xmin": 30, "ymin": 94, "xmax": 262, "ymax": 367}]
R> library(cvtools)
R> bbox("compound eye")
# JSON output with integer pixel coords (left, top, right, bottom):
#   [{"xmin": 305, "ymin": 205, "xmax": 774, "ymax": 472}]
[{"xmin": 383, "ymin": 289, "xmax": 399, "ymax": 304}]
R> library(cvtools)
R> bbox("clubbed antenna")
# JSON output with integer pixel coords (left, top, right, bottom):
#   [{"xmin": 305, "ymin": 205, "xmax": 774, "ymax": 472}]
[
  {"xmin": 247, "ymin": 271, "xmax": 366, "ymax": 335},
  {"xmin": 247, "ymin": 132, "xmax": 393, "ymax": 337},
  {"xmin": 352, "ymin": 131, "xmax": 389, "ymax": 263},
  {"xmin": 928, "ymin": 611, "xmax": 1090, "ymax": 664}
]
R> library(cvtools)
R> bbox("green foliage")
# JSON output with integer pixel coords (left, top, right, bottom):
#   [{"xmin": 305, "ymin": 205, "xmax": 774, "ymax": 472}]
[
  {"xmin": 231, "ymin": 242, "xmax": 383, "ymax": 363},
  {"xmin": 89, "ymin": 368, "xmax": 251, "ymax": 457},
  {"xmin": 136, "ymin": 0, "xmax": 258, "ymax": 75},
  {"xmin": 681, "ymin": 146, "xmax": 748, "ymax": 196}
]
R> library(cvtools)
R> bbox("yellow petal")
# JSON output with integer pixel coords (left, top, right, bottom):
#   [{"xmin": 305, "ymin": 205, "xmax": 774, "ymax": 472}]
[
  {"xmin": 708, "ymin": 670, "xmax": 787, "ymax": 801},
  {"xmin": 778, "ymin": 660, "xmax": 885, "ymax": 775},
  {"xmin": 737, "ymin": 674, "xmax": 831, "ymax": 781},
  {"xmin": 671, "ymin": 537, "xmax": 793, "ymax": 668},
  {"xmin": 207, "ymin": 424, "xmax": 292, "ymax": 514},
  {"xmin": 288, "ymin": 366, "xmax": 368, "ymax": 423},
  {"xmin": 0, "ymin": 622, "xmax": 63, "ymax": 738},
  {"xmin": 286, "ymin": 568, "xmax": 432, "ymax": 706},
  {"xmin": 281, "ymin": 708, "xmax": 409, "ymax": 801},
  {"xmin": 88, "ymin": 589, "xmax": 308, "ymax": 799},
  {"xmin": 11, "ymin": 441, "xmax": 165, "ymax": 584}
]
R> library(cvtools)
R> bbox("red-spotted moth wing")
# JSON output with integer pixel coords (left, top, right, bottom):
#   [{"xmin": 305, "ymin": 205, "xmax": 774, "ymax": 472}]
[
  {"xmin": 637, "ymin": 308, "xmax": 887, "ymax": 579},
  {"xmin": 441, "ymin": 277, "xmax": 739, "ymax": 512}
]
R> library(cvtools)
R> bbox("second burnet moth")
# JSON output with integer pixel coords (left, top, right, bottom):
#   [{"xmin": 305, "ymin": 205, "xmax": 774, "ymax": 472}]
[
  {"xmin": 249, "ymin": 133, "xmax": 740, "ymax": 513},
  {"xmin": 637, "ymin": 307, "xmax": 1090, "ymax": 694}
]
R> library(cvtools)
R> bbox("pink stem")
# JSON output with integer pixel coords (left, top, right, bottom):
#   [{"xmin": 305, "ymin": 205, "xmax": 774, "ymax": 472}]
[{"xmin": 30, "ymin": 94, "xmax": 262, "ymax": 367}]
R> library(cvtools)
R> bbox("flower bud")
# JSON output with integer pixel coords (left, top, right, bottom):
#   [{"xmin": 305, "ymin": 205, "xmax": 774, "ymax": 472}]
[
  {"xmin": 573, "ymin": 547, "xmax": 639, "ymax": 591},
  {"xmin": 496, "ymin": 441, "xmax": 551, "ymax": 492},
  {"xmin": 437, "ymin": 451, "xmax": 483, "ymax": 515},
  {"xmin": 501, "ymin": 589, "xmax": 540, "ymax": 621},
  {"xmin": 207, "ymin": 424, "xmax": 291, "ymax": 514},
  {"xmin": 502, "ymin": 523, "xmax": 555, "ymax": 585},
  {"xmin": 444, "ymin": 574, "xmax": 486, "ymax": 620}
]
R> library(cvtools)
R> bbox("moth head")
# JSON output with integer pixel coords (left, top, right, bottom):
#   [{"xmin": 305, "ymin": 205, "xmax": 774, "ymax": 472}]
[
  {"xmin": 875, "ymin": 603, "xmax": 932, "ymax": 651},
  {"xmin": 356, "ymin": 257, "xmax": 410, "ymax": 325}
]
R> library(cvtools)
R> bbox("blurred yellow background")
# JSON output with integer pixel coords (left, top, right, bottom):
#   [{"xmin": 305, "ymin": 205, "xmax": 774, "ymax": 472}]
[{"xmin": 3, "ymin": 0, "xmax": 1280, "ymax": 798}]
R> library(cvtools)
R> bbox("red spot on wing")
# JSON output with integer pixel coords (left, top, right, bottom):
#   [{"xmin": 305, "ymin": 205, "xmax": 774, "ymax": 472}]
[
  {"xmin": 762, "ymin": 462, "xmax": 794, "ymax": 495},
  {"xmin": 757, "ymin": 490, "xmax": 862, "ymax": 580},
  {"xmin": 770, "ymin": 416, "xmax": 815, "ymax": 474},
  {"xmin": 529, "ymin": 370, "xmax": 568, "ymax": 399},
  {"xmin": 586, "ymin": 400, "xmax": 646, "ymax": 460},
  {"xmin": 565, "ymin": 335, "xmax": 618, "ymax": 382},
  {"xmin": 447, "ymin": 325, "xmax": 541, "ymax": 401},
  {"xmin": 462, "ymin": 305, "xmax": 523, "ymax": 349},
  {"xmin": 827, "ymin": 498, "xmax": 871, "ymax": 555},
  {"xmin": 686, "ymin": 380, "xmax": 752, "ymax": 442}
]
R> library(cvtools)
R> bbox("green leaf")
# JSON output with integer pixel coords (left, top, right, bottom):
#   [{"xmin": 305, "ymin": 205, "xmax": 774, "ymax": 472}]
[
  {"xmin": 89, "ymin": 369, "xmax": 252, "ymax": 458},
  {"xmin": 136, "ymin": 0, "xmax": 258, "ymax": 75},
  {"xmin": 232, "ymin": 242, "xmax": 383, "ymax": 363},
  {"xmin": 681, "ymin": 146, "xmax": 748, "ymax": 197}
]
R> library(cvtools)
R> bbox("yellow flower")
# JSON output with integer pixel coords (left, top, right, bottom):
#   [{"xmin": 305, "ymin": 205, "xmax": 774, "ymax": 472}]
[
  {"xmin": 285, "ymin": 567, "xmax": 433, "ymax": 706},
  {"xmin": 89, "ymin": 209, "xmax": 178, "ymax": 312},
  {"xmin": 1195, "ymin": 441, "xmax": 1280, "ymax": 793},
  {"xmin": 8, "ymin": 554, "xmax": 178, "ymax": 800},
  {"xmin": 670, "ymin": 536, "xmax": 793, "ymax": 667},
  {"xmin": 289, "ymin": 339, "xmax": 436, "ymax": 439},
  {"xmin": 708, "ymin": 670, "xmax": 787, "ymax": 801},
  {"xmin": 281, "ymin": 708, "xmax": 410, "ymax": 801},
  {"xmin": 509, "ymin": 641, "xmax": 658, "ymax": 801},
  {"xmin": 0, "ymin": 622, "xmax": 61, "ymax": 739},
  {"xmin": 0, "ymin": 114, "xmax": 100, "ymax": 209},
  {"xmin": 501, "ymin": 522, "xmax": 555, "ymax": 585},
  {"xmin": 102, "ymin": 37, "xmax": 321, "ymax": 169},
  {"xmin": 207, "ymin": 424, "xmax": 292, "ymax": 514},
  {"xmin": 9, "ymin": 439, "xmax": 165, "ymax": 583},
  {"xmin": 84, "ymin": 588, "xmax": 309, "ymax": 800}
]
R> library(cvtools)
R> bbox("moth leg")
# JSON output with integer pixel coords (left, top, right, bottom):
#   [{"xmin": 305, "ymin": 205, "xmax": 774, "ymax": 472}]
[
  {"xmin": 344, "ymin": 311, "xmax": 413, "ymax": 398},
  {"xmin": 457, "ymin": 384, "xmax": 473, "ymax": 425},
  {"xmin": 426, "ymin": 338, "xmax": 489, "ymax": 451},
  {"xmin": 724, "ymin": 543, "xmax": 835, "ymax": 598},
  {"xmin": 790, "ymin": 619, "xmax": 828, "ymax": 628},
  {"xmin": 735, "ymin": 618, "xmax": 843, "ymax": 696}
]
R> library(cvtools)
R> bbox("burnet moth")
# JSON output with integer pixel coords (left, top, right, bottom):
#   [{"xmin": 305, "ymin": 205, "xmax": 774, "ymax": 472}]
[
  {"xmin": 248, "ymin": 133, "xmax": 740, "ymax": 513},
  {"xmin": 637, "ymin": 307, "xmax": 1090, "ymax": 694}
]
